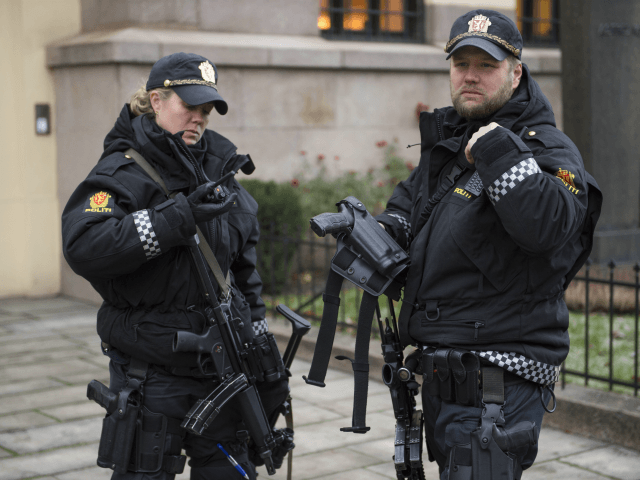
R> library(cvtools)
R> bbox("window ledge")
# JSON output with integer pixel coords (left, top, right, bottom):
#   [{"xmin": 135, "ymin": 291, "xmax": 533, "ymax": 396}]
[{"xmin": 47, "ymin": 28, "xmax": 560, "ymax": 74}]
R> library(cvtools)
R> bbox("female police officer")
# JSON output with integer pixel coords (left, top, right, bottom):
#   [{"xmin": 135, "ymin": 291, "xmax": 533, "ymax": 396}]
[{"xmin": 62, "ymin": 52, "xmax": 289, "ymax": 479}]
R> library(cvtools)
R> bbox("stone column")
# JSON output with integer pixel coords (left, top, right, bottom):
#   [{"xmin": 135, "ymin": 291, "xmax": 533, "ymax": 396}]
[{"xmin": 561, "ymin": 0, "xmax": 640, "ymax": 262}]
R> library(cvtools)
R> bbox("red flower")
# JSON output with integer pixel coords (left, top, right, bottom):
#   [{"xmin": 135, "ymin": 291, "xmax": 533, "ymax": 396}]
[
  {"xmin": 291, "ymin": 178, "xmax": 299, "ymax": 188},
  {"xmin": 317, "ymin": 154, "xmax": 325, "ymax": 162},
  {"xmin": 334, "ymin": 155, "xmax": 340, "ymax": 161},
  {"xmin": 376, "ymin": 140, "xmax": 388, "ymax": 148},
  {"xmin": 300, "ymin": 150, "xmax": 307, "ymax": 155},
  {"xmin": 348, "ymin": 170, "xmax": 356, "ymax": 176},
  {"xmin": 377, "ymin": 181, "xmax": 385, "ymax": 187},
  {"xmin": 415, "ymin": 102, "xmax": 430, "ymax": 119},
  {"xmin": 405, "ymin": 161, "xmax": 415, "ymax": 171}
]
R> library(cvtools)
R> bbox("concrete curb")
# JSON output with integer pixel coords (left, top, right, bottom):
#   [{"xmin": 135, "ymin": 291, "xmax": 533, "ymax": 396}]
[{"xmin": 269, "ymin": 317, "xmax": 640, "ymax": 452}]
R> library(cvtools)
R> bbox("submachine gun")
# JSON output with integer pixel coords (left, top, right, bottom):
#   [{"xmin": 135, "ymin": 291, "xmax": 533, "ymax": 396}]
[
  {"xmin": 172, "ymin": 215, "xmax": 311, "ymax": 474},
  {"xmin": 304, "ymin": 196, "xmax": 425, "ymax": 480}
]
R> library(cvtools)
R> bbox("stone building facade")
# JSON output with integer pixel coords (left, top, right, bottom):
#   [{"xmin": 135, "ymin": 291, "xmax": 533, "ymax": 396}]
[{"xmin": 1, "ymin": 0, "xmax": 564, "ymax": 300}]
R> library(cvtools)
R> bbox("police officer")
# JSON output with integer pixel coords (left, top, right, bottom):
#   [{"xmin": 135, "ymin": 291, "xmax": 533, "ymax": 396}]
[
  {"xmin": 376, "ymin": 11, "xmax": 602, "ymax": 480},
  {"xmin": 62, "ymin": 52, "xmax": 289, "ymax": 479}
]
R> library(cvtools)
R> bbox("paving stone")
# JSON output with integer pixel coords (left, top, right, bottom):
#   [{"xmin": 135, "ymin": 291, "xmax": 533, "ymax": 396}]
[
  {"xmin": 0, "ymin": 349, "xmax": 86, "ymax": 367},
  {"xmin": 0, "ymin": 385, "xmax": 87, "ymax": 415},
  {"xmin": 54, "ymin": 465, "xmax": 114, "ymax": 480},
  {"xmin": 54, "ymin": 370, "xmax": 110, "ymax": 386},
  {"xmin": 292, "ymin": 376, "xmax": 387, "ymax": 406},
  {"xmin": 0, "ymin": 449, "xmax": 12, "ymax": 459},
  {"xmin": 0, "ymin": 378, "xmax": 65, "ymax": 397},
  {"xmin": 0, "ymin": 412, "xmax": 57, "ymax": 432},
  {"xmin": 42, "ymin": 401, "xmax": 105, "ymax": 421},
  {"xmin": 0, "ymin": 443, "xmax": 97, "ymax": 480},
  {"xmin": 0, "ymin": 417, "xmax": 101, "ymax": 454},
  {"xmin": 564, "ymin": 445, "xmax": 640, "ymax": 480},
  {"xmin": 0, "ymin": 315, "xmax": 33, "ymax": 326},
  {"xmin": 319, "ymin": 468, "xmax": 390, "ymax": 480},
  {"xmin": 291, "ymin": 448, "xmax": 384, "ymax": 479},
  {"xmin": 0, "ymin": 297, "xmax": 87, "ymax": 314},
  {"xmin": 525, "ymin": 460, "xmax": 613, "ymax": 479},
  {"xmin": 536, "ymin": 426, "xmax": 606, "ymax": 462},
  {"xmin": 293, "ymin": 412, "xmax": 396, "ymax": 456},
  {"xmin": 0, "ymin": 330, "xmax": 59, "ymax": 344},
  {"xmin": 7, "ymin": 313, "xmax": 95, "ymax": 333},
  {"xmin": 366, "ymin": 462, "xmax": 405, "ymax": 479},
  {"xmin": 0, "ymin": 337, "xmax": 78, "ymax": 357},
  {"xmin": 325, "ymin": 392, "xmax": 392, "ymax": 416},
  {"xmin": 0, "ymin": 358, "xmax": 104, "ymax": 383},
  {"xmin": 289, "ymin": 398, "xmax": 343, "ymax": 426}
]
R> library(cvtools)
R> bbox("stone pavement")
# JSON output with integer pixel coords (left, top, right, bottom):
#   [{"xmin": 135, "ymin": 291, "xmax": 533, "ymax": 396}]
[{"xmin": 0, "ymin": 296, "xmax": 639, "ymax": 480}]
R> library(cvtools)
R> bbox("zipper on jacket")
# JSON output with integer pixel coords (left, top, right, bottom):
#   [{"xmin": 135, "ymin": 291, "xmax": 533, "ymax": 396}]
[
  {"xmin": 474, "ymin": 322, "xmax": 484, "ymax": 341},
  {"xmin": 132, "ymin": 324, "xmax": 139, "ymax": 342},
  {"xmin": 435, "ymin": 112, "xmax": 445, "ymax": 142}
]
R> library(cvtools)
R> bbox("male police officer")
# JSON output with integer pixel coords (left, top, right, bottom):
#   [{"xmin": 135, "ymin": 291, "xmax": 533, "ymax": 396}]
[{"xmin": 376, "ymin": 10, "xmax": 601, "ymax": 480}]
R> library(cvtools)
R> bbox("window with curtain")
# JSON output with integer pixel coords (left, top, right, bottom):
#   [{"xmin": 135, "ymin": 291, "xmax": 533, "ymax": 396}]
[
  {"xmin": 318, "ymin": 0, "xmax": 423, "ymax": 43},
  {"xmin": 517, "ymin": 0, "xmax": 559, "ymax": 46}
]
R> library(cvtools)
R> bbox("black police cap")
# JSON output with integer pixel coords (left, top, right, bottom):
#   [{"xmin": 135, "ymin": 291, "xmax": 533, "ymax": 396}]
[
  {"xmin": 146, "ymin": 52, "xmax": 228, "ymax": 115},
  {"xmin": 445, "ymin": 10, "xmax": 523, "ymax": 61}
]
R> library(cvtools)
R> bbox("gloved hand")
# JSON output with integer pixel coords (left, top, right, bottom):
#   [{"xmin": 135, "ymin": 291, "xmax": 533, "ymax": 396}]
[{"xmin": 186, "ymin": 182, "xmax": 237, "ymax": 224}]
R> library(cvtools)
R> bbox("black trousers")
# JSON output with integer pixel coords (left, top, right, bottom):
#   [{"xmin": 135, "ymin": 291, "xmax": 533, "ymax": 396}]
[
  {"xmin": 108, "ymin": 361, "xmax": 259, "ymax": 480},
  {"xmin": 422, "ymin": 379, "xmax": 552, "ymax": 480}
]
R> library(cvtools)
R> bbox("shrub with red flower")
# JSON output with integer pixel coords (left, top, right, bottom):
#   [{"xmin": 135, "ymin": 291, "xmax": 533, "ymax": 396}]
[
  {"xmin": 405, "ymin": 161, "xmax": 415, "ymax": 171},
  {"xmin": 377, "ymin": 181, "xmax": 385, "ymax": 187},
  {"xmin": 376, "ymin": 140, "xmax": 388, "ymax": 148},
  {"xmin": 291, "ymin": 178, "xmax": 299, "ymax": 188}
]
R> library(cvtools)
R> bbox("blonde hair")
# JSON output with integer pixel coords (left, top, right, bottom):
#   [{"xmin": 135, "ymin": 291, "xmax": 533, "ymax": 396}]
[{"xmin": 130, "ymin": 84, "xmax": 174, "ymax": 117}]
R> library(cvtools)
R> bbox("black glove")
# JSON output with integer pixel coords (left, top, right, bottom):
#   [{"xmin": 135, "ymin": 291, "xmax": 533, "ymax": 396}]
[{"xmin": 186, "ymin": 182, "xmax": 237, "ymax": 224}]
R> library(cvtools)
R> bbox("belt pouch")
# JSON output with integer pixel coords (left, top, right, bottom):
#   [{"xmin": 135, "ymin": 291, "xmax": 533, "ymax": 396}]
[
  {"xmin": 454, "ymin": 352, "xmax": 480, "ymax": 406},
  {"xmin": 97, "ymin": 403, "xmax": 140, "ymax": 474},
  {"xmin": 422, "ymin": 350, "xmax": 452, "ymax": 399},
  {"xmin": 434, "ymin": 348, "xmax": 454, "ymax": 401}
]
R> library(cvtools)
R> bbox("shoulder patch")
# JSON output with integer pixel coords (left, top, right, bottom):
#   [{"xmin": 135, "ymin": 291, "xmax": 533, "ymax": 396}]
[
  {"xmin": 84, "ymin": 191, "xmax": 114, "ymax": 214},
  {"xmin": 555, "ymin": 168, "xmax": 580, "ymax": 194}
]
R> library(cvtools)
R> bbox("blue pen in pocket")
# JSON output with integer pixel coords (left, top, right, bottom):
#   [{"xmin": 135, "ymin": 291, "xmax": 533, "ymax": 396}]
[{"xmin": 217, "ymin": 443, "xmax": 250, "ymax": 479}]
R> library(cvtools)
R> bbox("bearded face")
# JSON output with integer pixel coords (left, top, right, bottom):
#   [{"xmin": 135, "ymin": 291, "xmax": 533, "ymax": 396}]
[{"xmin": 449, "ymin": 46, "xmax": 521, "ymax": 120}]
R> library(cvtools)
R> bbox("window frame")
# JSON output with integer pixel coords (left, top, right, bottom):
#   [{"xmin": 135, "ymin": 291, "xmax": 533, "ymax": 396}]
[
  {"xmin": 517, "ymin": 0, "xmax": 560, "ymax": 47},
  {"xmin": 319, "ymin": 0, "xmax": 424, "ymax": 44}
]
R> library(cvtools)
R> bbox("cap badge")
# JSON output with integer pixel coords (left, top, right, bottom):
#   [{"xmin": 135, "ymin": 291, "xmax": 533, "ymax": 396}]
[
  {"xmin": 468, "ymin": 15, "xmax": 492, "ymax": 33},
  {"xmin": 199, "ymin": 61, "xmax": 217, "ymax": 85}
]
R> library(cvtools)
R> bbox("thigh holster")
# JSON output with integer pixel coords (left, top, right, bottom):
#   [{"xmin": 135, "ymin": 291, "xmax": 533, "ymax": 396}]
[
  {"xmin": 88, "ymin": 358, "xmax": 187, "ymax": 475},
  {"xmin": 445, "ymin": 366, "xmax": 537, "ymax": 480}
]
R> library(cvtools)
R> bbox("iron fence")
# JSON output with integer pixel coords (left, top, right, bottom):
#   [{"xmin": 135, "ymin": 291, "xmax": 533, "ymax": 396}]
[{"xmin": 256, "ymin": 224, "xmax": 640, "ymax": 395}]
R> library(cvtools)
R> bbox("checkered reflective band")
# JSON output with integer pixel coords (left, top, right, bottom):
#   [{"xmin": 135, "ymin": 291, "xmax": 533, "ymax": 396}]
[
  {"xmin": 486, "ymin": 158, "xmax": 541, "ymax": 205},
  {"xmin": 389, "ymin": 213, "xmax": 413, "ymax": 243},
  {"xmin": 473, "ymin": 351, "xmax": 560, "ymax": 386},
  {"xmin": 132, "ymin": 210, "xmax": 162, "ymax": 260},
  {"xmin": 464, "ymin": 171, "xmax": 484, "ymax": 197},
  {"xmin": 252, "ymin": 318, "xmax": 269, "ymax": 336}
]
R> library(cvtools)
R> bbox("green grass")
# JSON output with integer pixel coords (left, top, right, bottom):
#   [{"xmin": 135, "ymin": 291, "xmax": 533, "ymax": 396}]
[{"xmin": 564, "ymin": 312, "xmax": 640, "ymax": 395}]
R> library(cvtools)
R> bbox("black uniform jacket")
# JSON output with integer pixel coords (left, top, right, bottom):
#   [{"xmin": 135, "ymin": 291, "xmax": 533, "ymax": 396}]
[
  {"xmin": 62, "ymin": 105, "xmax": 265, "ymax": 367},
  {"xmin": 377, "ymin": 65, "xmax": 602, "ymax": 367}
]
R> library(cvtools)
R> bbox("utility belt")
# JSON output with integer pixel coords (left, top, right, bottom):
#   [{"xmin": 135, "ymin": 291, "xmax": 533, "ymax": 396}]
[
  {"xmin": 87, "ymin": 357, "xmax": 187, "ymax": 475},
  {"xmin": 420, "ymin": 347, "xmax": 538, "ymax": 480}
]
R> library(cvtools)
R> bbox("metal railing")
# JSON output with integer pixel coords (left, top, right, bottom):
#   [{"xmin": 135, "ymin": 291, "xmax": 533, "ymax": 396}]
[{"xmin": 256, "ymin": 224, "xmax": 640, "ymax": 395}]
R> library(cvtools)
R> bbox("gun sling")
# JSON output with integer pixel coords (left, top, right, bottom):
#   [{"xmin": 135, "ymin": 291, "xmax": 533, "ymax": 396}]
[{"xmin": 304, "ymin": 255, "xmax": 380, "ymax": 434}]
